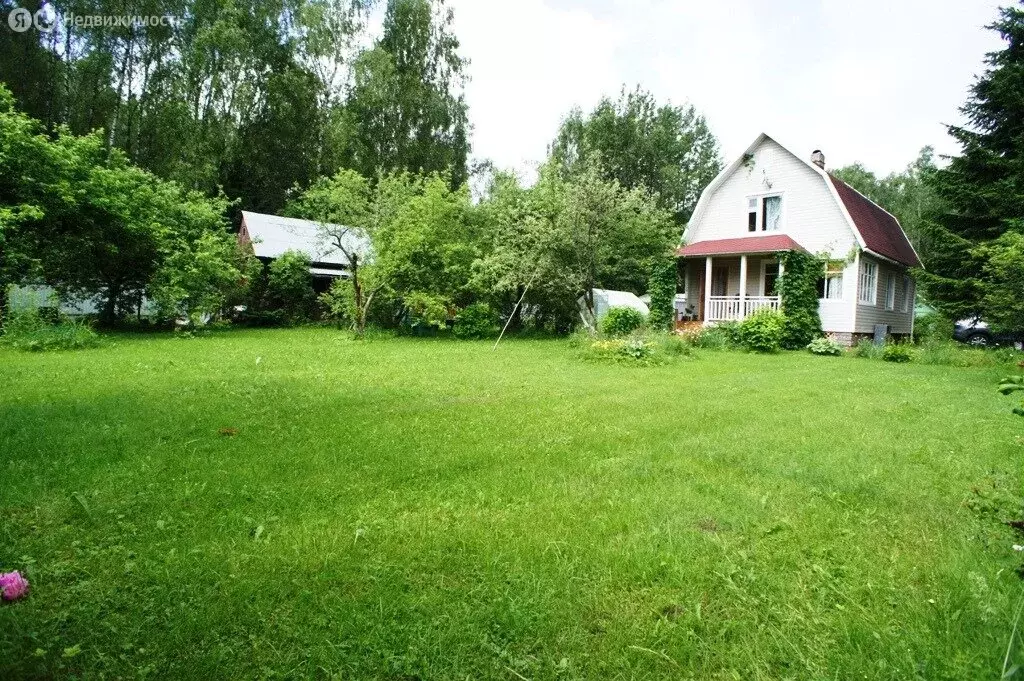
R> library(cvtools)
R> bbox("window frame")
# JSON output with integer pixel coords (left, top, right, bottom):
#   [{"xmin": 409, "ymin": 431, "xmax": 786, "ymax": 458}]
[
  {"xmin": 859, "ymin": 260, "xmax": 878, "ymax": 305},
  {"xmin": 901, "ymin": 276, "xmax": 912, "ymax": 313},
  {"xmin": 744, "ymin": 193, "xmax": 785, "ymax": 233},
  {"xmin": 819, "ymin": 261, "xmax": 844, "ymax": 301},
  {"xmin": 884, "ymin": 273, "xmax": 896, "ymax": 311}
]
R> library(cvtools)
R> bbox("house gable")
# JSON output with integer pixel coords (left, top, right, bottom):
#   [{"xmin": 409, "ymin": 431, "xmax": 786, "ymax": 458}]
[{"xmin": 685, "ymin": 134, "xmax": 861, "ymax": 259}]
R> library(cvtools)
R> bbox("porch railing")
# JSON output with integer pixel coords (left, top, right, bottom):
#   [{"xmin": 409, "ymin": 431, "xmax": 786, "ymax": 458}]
[{"xmin": 706, "ymin": 296, "xmax": 780, "ymax": 322}]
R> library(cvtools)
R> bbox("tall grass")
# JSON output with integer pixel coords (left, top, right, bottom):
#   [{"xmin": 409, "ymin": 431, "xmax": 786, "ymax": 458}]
[{"xmin": 0, "ymin": 309, "xmax": 100, "ymax": 351}]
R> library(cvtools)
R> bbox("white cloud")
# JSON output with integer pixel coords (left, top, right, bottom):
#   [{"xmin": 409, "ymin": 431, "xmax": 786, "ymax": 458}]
[
  {"xmin": 449, "ymin": 0, "xmax": 624, "ymax": 182},
  {"xmin": 449, "ymin": 0, "xmax": 1006, "ymax": 179}
]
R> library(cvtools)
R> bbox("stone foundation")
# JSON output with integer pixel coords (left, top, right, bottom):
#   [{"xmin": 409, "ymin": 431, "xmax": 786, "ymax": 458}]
[{"xmin": 828, "ymin": 331, "xmax": 911, "ymax": 347}]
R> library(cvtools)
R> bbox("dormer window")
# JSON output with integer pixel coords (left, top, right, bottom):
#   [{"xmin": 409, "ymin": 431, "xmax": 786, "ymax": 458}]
[{"xmin": 746, "ymin": 195, "xmax": 782, "ymax": 232}]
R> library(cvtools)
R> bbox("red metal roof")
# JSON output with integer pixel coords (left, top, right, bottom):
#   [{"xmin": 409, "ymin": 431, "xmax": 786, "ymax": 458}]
[
  {"xmin": 677, "ymin": 234, "xmax": 807, "ymax": 257},
  {"xmin": 828, "ymin": 176, "xmax": 921, "ymax": 267}
]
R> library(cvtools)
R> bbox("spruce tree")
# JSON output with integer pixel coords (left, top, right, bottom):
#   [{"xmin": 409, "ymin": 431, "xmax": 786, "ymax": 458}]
[{"xmin": 920, "ymin": 4, "xmax": 1024, "ymax": 324}]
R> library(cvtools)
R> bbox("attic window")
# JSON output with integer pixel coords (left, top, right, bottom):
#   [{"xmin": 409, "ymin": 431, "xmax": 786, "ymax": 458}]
[{"xmin": 746, "ymin": 195, "xmax": 782, "ymax": 232}]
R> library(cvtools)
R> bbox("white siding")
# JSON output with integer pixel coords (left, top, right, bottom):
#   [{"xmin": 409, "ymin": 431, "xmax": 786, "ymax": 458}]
[
  {"xmin": 817, "ymin": 259, "xmax": 858, "ymax": 334},
  {"xmin": 686, "ymin": 137, "xmax": 860, "ymax": 259}
]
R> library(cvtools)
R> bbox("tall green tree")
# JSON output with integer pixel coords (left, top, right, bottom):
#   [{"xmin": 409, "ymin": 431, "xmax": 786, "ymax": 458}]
[
  {"xmin": 0, "ymin": 0, "xmax": 376, "ymax": 215},
  {"xmin": 918, "ymin": 4, "xmax": 1024, "ymax": 324},
  {"xmin": 550, "ymin": 87, "xmax": 721, "ymax": 224},
  {"xmin": 284, "ymin": 169, "xmax": 375, "ymax": 334},
  {"xmin": 344, "ymin": 0, "xmax": 469, "ymax": 189},
  {"xmin": 475, "ymin": 159, "xmax": 675, "ymax": 332},
  {"xmin": 0, "ymin": 83, "xmax": 238, "ymax": 326},
  {"xmin": 0, "ymin": 85, "xmax": 55, "ymax": 328}
]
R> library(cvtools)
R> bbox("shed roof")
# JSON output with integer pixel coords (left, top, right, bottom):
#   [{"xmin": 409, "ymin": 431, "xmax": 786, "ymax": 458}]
[{"xmin": 240, "ymin": 211, "xmax": 369, "ymax": 268}]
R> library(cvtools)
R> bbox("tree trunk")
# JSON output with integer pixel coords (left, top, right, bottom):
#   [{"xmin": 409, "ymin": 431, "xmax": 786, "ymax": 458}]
[
  {"xmin": 350, "ymin": 255, "xmax": 365, "ymax": 336},
  {"xmin": 100, "ymin": 281, "xmax": 121, "ymax": 327}
]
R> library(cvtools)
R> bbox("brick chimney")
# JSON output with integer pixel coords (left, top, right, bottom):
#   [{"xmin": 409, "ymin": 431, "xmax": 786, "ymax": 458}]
[{"xmin": 811, "ymin": 149, "xmax": 825, "ymax": 169}]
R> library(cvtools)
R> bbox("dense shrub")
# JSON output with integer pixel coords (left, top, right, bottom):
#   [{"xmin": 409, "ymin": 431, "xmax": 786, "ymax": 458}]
[
  {"xmin": 0, "ymin": 309, "xmax": 100, "ymax": 352},
  {"xmin": 807, "ymin": 336, "xmax": 844, "ymax": 356},
  {"xmin": 882, "ymin": 342, "xmax": 915, "ymax": 363},
  {"xmin": 738, "ymin": 309, "xmax": 785, "ymax": 353},
  {"xmin": 655, "ymin": 332, "xmax": 691, "ymax": 357},
  {"xmin": 318, "ymin": 277, "xmax": 353, "ymax": 328},
  {"xmin": 914, "ymin": 311, "xmax": 954, "ymax": 344},
  {"xmin": 266, "ymin": 251, "xmax": 316, "ymax": 324},
  {"xmin": 853, "ymin": 339, "xmax": 885, "ymax": 359},
  {"xmin": 601, "ymin": 306, "xmax": 646, "ymax": 337},
  {"xmin": 694, "ymin": 321, "xmax": 741, "ymax": 349},
  {"xmin": 453, "ymin": 302, "xmax": 500, "ymax": 339}
]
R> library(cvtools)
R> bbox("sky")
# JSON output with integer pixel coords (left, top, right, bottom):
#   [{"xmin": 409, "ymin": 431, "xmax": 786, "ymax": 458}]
[{"xmin": 445, "ymin": 0, "xmax": 1007, "ymax": 181}]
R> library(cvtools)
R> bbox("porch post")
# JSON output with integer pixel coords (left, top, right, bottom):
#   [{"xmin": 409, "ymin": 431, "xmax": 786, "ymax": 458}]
[
  {"xmin": 739, "ymin": 255, "xmax": 748, "ymax": 319},
  {"xmin": 704, "ymin": 255, "xmax": 713, "ymax": 322}
]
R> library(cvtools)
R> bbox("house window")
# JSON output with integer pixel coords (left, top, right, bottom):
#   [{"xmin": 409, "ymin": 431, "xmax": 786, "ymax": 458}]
[
  {"xmin": 859, "ymin": 260, "xmax": 877, "ymax": 305},
  {"xmin": 762, "ymin": 261, "xmax": 779, "ymax": 296},
  {"xmin": 816, "ymin": 261, "xmax": 844, "ymax": 300},
  {"xmin": 901, "ymin": 276, "xmax": 912, "ymax": 313},
  {"xmin": 745, "ymin": 195, "xmax": 782, "ymax": 232},
  {"xmin": 763, "ymin": 196, "xmax": 782, "ymax": 231},
  {"xmin": 884, "ymin": 273, "xmax": 896, "ymax": 310}
]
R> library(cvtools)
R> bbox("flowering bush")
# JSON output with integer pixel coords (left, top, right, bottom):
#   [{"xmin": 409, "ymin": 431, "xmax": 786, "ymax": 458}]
[{"xmin": 581, "ymin": 333, "xmax": 686, "ymax": 365}]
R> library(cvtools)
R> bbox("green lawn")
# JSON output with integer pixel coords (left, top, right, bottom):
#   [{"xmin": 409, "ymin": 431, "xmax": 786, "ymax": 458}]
[{"xmin": 1, "ymin": 329, "xmax": 1022, "ymax": 680}]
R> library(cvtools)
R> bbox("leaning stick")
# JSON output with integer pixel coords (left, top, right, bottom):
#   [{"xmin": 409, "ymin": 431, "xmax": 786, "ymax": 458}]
[{"xmin": 493, "ymin": 270, "xmax": 538, "ymax": 351}]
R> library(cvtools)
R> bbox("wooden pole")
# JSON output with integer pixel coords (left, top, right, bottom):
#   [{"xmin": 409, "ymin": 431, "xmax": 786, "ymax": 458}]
[{"xmin": 493, "ymin": 271, "xmax": 537, "ymax": 351}]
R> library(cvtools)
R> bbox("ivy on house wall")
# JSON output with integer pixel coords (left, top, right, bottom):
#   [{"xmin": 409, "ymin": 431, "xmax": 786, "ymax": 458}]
[
  {"xmin": 778, "ymin": 250, "xmax": 824, "ymax": 349},
  {"xmin": 647, "ymin": 258, "xmax": 678, "ymax": 331}
]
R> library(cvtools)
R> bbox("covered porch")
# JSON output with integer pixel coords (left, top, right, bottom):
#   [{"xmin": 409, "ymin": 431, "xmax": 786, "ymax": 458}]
[{"xmin": 675, "ymin": 235, "xmax": 806, "ymax": 325}]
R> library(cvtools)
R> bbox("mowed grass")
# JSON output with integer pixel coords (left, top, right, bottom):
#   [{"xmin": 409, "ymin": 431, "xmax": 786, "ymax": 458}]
[{"xmin": 1, "ymin": 329, "xmax": 1022, "ymax": 680}]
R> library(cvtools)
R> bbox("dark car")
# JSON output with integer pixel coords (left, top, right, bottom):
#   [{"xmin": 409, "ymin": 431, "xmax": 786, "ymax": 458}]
[{"xmin": 953, "ymin": 317, "xmax": 1022, "ymax": 347}]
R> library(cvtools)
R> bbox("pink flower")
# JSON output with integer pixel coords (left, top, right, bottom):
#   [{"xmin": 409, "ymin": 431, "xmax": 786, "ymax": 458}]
[{"xmin": 0, "ymin": 571, "xmax": 29, "ymax": 601}]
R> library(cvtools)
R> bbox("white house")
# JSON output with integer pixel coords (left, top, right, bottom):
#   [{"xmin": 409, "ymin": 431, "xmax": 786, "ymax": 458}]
[{"xmin": 677, "ymin": 133, "xmax": 921, "ymax": 344}]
